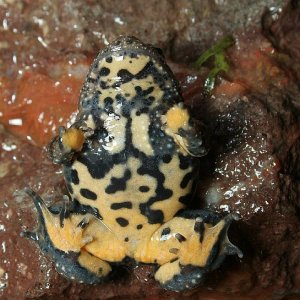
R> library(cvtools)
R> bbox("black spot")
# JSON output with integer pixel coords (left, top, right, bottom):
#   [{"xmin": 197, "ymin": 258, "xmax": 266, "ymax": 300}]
[
  {"xmin": 179, "ymin": 194, "xmax": 191, "ymax": 205},
  {"xmin": 99, "ymin": 67, "xmax": 110, "ymax": 76},
  {"xmin": 175, "ymin": 233, "xmax": 187, "ymax": 243},
  {"xmin": 161, "ymin": 227, "xmax": 171, "ymax": 237},
  {"xmin": 134, "ymin": 86, "xmax": 142, "ymax": 96},
  {"xmin": 162, "ymin": 154, "xmax": 172, "ymax": 163},
  {"xmin": 104, "ymin": 97, "xmax": 113, "ymax": 105},
  {"xmin": 179, "ymin": 154, "xmax": 191, "ymax": 170},
  {"xmin": 136, "ymin": 224, "xmax": 143, "ymax": 230},
  {"xmin": 111, "ymin": 201, "xmax": 133, "ymax": 210},
  {"xmin": 169, "ymin": 248, "xmax": 179, "ymax": 254},
  {"xmin": 145, "ymin": 86, "xmax": 154, "ymax": 95},
  {"xmin": 80, "ymin": 188, "xmax": 97, "ymax": 200},
  {"xmin": 139, "ymin": 204, "xmax": 164, "ymax": 224},
  {"xmin": 170, "ymin": 257, "xmax": 179, "ymax": 263},
  {"xmin": 124, "ymin": 237, "xmax": 129, "ymax": 242},
  {"xmin": 105, "ymin": 169, "xmax": 131, "ymax": 194},
  {"xmin": 100, "ymin": 81, "xmax": 108, "ymax": 89},
  {"xmin": 70, "ymin": 169, "xmax": 79, "ymax": 184},
  {"xmin": 105, "ymin": 56, "xmax": 112, "ymax": 63},
  {"xmin": 135, "ymin": 86, "xmax": 154, "ymax": 97},
  {"xmin": 116, "ymin": 217, "xmax": 129, "ymax": 227},
  {"xmin": 180, "ymin": 172, "xmax": 193, "ymax": 189},
  {"xmin": 139, "ymin": 186, "xmax": 150, "ymax": 193},
  {"xmin": 77, "ymin": 219, "xmax": 89, "ymax": 229},
  {"xmin": 104, "ymin": 97, "xmax": 114, "ymax": 114},
  {"xmin": 194, "ymin": 218, "xmax": 205, "ymax": 243},
  {"xmin": 163, "ymin": 188, "xmax": 173, "ymax": 199},
  {"xmin": 117, "ymin": 69, "xmax": 134, "ymax": 83},
  {"xmin": 64, "ymin": 168, "xmax": 79, "ymax": 185}
]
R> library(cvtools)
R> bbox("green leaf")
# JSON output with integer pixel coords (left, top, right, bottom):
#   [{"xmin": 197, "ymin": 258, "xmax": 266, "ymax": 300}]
[{"xmin": 195, "ymin": 36, "xmax": 235, "ymax": 93}]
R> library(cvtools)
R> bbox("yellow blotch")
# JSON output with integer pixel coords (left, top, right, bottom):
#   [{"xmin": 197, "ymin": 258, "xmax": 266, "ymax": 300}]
[
  {"xmin": 78, "ymin": 250, "xmax": 112, "ymax": 276},
  {"xmin": 62, "ymin": 128, "xmax": 85, "ymax": 151},
  {"xmin": 103, "ymin": 115, "xmax": 127, "ymax": 154},
  {"xmin": 131, "ymin": 110, "xmax": 154, "ymax": 156},
  {"xmin": 166, "ymin": 106, "xmax": 189, "ymax": 132}
]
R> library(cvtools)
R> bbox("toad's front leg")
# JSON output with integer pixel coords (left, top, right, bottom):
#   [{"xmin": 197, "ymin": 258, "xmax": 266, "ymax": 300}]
[
  {"xmin": 47, "ymin": 115, "xmax": 96, "ymax": 165},
  {"xmin": 136, "ymin": 210, "xmax": 242, "ymax": 292},
  {"xmin": 22, "ymin": 188, "xmax": 125, "ymax": 284}
]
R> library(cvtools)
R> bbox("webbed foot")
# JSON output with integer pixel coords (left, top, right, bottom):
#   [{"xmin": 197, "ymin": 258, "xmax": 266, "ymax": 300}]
[
  {"xmin": 21, "ymin": 188, "xmax": 111, "ymax": 284},
  {"xmin": 150, "ymin": 210, "xmax": 242, "ymax": 291}
]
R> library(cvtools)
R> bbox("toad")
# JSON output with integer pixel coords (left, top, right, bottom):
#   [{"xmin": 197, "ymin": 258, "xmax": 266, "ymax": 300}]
[{"xmin": 23, "ymin": 36, "xmax": 242, "ymax": 292}]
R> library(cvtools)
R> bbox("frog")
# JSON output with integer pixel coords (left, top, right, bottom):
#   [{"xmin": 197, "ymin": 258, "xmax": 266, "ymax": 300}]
[{"xmin": 23, "ymin": 36, "xmax": 242, "ymax": 292}]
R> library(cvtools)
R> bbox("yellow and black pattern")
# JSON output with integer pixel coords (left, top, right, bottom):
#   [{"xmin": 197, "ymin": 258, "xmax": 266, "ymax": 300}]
[{"xmin": 23, "ymin": 36, "xmax": 242, "ymax": 292}]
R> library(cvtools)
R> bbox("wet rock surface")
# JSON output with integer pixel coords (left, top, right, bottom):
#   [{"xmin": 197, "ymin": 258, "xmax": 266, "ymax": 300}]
[{"xmin": 0, "ymin": 0, "xmax": 299, "ymax": 299}]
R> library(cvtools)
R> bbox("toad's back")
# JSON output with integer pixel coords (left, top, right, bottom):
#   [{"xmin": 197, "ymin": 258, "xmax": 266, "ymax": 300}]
[{"xmin": 63, "ymin": 36, "xmax": 200, "ymax": 243}]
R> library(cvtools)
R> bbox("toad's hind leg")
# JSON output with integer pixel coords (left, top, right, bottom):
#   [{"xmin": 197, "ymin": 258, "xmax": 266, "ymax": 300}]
[
  {"xmin": 145, "ymin": 210, "xmax": 242, "ymax": 291},
  {"xmin": 22, "ymin": 188, "xmax": 114, "ymax": 284}
]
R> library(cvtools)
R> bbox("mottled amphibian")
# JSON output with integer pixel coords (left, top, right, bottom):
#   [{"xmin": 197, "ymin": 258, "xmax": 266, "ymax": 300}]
[{"xmin": 23, "ymin": 36, "xmax": 242, "ymax": 292}]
